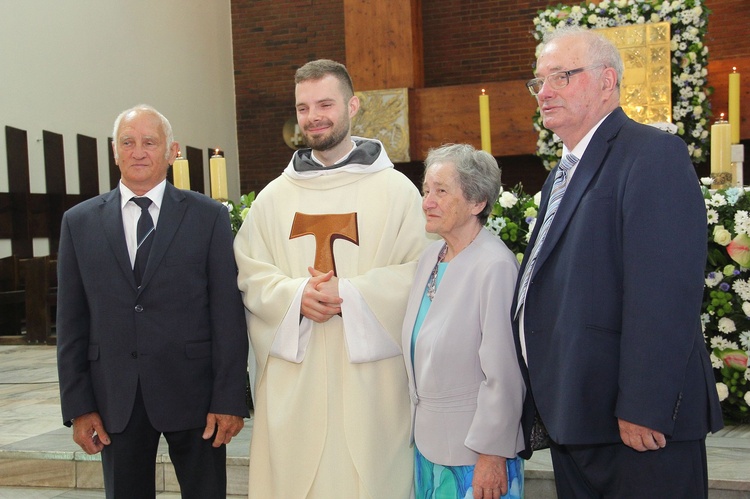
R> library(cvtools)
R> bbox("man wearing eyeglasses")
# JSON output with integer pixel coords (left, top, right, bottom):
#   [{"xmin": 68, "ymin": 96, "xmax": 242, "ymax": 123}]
[{"xmin": 512, "ymin": 26, "xmax": 723, "ymax": 497}]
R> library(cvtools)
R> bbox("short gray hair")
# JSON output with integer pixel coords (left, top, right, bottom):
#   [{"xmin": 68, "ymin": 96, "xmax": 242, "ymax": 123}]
[
  {"xmin": 543, "ymin": 26, "xmax": 624, "ymax": 89},
  {"xmin": 112, "ymin": 104, "xmax": 174, "ymax": 161},
  {"xmin": 424, "ymin": 143, "xmax": 501, "ymax": 225}
]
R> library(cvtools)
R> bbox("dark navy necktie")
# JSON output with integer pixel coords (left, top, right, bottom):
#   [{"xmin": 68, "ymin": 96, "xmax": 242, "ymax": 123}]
[{"xmin": 132, "ymin": 197, "xmax": 155, "ymax": 287}]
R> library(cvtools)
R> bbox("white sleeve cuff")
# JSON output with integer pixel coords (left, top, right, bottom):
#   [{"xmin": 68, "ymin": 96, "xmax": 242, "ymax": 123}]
[
  {"xmin": 269, "ymin": 278, "xmax": 313, "ymax": 363},
  {"xmin": 339, "ymin": 279, "xmax": 402, "ymax": 363}
]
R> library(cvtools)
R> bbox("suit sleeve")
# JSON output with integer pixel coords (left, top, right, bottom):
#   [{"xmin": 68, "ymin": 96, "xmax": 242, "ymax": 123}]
[
  {"xmin": 615, "ymin": 133, "xmax": 707, "ymax": 434},
  {"xmin": 466, "ymin": 254, "xmax": 526, "ymax": 458},
  {"xmin": 207, "ymin": 205, "xmax": 250, "ymax": 417},
  {"xmin": 56, "ymin": 212, "xmax": 98, "ymax": 425}
]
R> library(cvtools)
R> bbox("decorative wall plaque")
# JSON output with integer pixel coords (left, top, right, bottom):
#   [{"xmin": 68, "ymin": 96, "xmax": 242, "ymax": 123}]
[{"xmin": 352, "ymin": 88, "xmax": 410, "ymax": 162}]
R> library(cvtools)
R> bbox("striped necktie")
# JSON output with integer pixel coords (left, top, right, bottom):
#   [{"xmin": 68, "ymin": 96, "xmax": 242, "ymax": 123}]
[
  {"xmin": 132, "ymin": 197, "xmax": 155, "ymax": 287},
  {"xmin": 515, "ymin": 153, "xmax": 579, "ymax": 317}
]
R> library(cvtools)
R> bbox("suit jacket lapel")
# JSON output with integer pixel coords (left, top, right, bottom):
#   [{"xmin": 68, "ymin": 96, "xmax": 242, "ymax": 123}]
[
  {"xmin": 532, "ymin": 108, "xmax": 628, "ymax": 276},
  {"xmin": 99, "ymin": 189, "xmax": 137, "ymax": 288},
  {"xmin": 138, "ymin": 183, "xmax": 186, "ymax": 291}
]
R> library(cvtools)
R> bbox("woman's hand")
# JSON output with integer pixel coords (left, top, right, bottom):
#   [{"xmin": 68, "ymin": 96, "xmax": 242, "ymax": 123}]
[{"xmin": 472, "ymin": 454, "xmax": 507, "ymax": 499}]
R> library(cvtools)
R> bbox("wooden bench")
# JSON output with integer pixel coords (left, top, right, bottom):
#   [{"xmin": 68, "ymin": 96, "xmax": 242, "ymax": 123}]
[
  {"xmin": 0, "ymin": 255, "xmax": 57, "ymax": 345},
  {"xmin": 0, "ymin": 255, "xmax": 25, "ymax": 342}
]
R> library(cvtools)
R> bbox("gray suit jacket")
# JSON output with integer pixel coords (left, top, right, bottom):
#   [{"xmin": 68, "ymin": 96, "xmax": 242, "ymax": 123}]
[
  {"xmin": 402, "ymin": 229, "xmax": 525, "ymax": 465},
  {"xmin": 57, "ymin": 182, "xmax": 248, "ymax": 433}
]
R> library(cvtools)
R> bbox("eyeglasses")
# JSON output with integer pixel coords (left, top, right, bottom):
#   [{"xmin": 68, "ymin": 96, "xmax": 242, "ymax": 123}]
[{"xmin": 525, "ymin": 64, "xmax": 605, "ymax": 96}]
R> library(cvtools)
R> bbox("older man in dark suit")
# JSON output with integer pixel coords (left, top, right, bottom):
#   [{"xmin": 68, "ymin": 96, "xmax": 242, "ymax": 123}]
[
  {"xmin": 512, "ymin": 27, "xmax": 723, "ymax": 497},
  {"xmin": 56, "ymin": 104, "xmax": 248, "ymax": 499}
]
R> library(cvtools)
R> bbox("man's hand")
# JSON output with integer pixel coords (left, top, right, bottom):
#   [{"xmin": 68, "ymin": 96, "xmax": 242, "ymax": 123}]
[
  {"xmin": 203, "ymin": 413, "xmax": 244, "ymax": 448},
  {"xmin": 472, "ymin": 454, "xmax": 508, "ymax": 499},
  {"xmin": 618, "ymin": 418, "xmax": 666, "ymax": 451},
  {"xmin": 300, "ymin": 267, "xmax": 342, "ymax": 323},
  {"xmin": 72, "ymin": 411, "xmax": 110, "ymax": 455}
]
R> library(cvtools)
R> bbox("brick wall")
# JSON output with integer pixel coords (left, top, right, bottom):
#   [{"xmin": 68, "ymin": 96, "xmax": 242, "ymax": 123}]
[
  {"xmin": 423, "ymin": 0, "xmax": 550, "ymax": 86},
  {"xmin": 231, "ymin": 0, "xmax": 346, "ymax": 194},
  {"xmin": 232, "ymin": 0, "xmax": 750, "ymax": 195}
]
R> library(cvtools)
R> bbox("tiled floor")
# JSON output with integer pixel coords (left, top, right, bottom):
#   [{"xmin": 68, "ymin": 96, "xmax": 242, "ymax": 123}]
[
  {"xmin": 0, "ymin": 345, "xmax": 249, "ymax": 498},
  {"xmin": 0, "ymin": 344, "xmax": 749, "ymax": 498}
]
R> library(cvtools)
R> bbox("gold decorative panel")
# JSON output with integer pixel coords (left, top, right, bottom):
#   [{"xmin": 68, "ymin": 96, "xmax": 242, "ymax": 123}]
[
  {"xmin": 596, "ymin": 22, "xmax": 672, "ymax": 125},
  {"xmin": 352, "ymin": 88, "xmax": 410, "ymax": 162}
]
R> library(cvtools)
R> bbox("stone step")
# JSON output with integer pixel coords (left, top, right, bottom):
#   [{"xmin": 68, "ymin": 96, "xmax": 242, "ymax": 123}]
[{"xmin": 0, "ymin": 423, "xmax": 748, "ymax": 498}]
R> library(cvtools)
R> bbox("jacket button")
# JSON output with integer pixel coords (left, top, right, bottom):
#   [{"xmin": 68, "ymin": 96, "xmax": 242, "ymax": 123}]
[
  {"xmin": 134, "ymin": 304, "xmax": 144, "ymax": 312},
  {"xmin": 131, "ymin": 351, "xmax": 138, "ymax": 359},
  {"xmin": 410, "ymin": 392, "xmax": 419, "ymax": 405}
]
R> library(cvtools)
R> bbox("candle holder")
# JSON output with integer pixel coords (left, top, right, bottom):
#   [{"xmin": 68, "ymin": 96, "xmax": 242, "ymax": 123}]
[
  {"xmin": 711, "ymin": 171, "xmax": 733, "ymax": 189},
  {"xmin": 732, "ymin": 144, "xmax": 745, "ymax": 187}
]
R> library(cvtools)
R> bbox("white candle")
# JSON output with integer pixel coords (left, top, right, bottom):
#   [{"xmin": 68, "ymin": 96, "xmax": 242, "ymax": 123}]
[
  {"xmin": 711, "ymin": 115, "xmax": 732, "ymax": 180},
  {"xmin": 210, "ymin": 149, "xmax": 228, "ymax": 200},
  {"xmin": 172, "ymin": 154, "xmax": 190, "ymax": 190}
]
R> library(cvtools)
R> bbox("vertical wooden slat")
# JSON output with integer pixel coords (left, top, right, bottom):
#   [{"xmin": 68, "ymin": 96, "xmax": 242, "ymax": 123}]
[
  {"xmin": 108, "ymin": 137, "xmax": 119, "ymax": 190},
  {"xmin": 42, "ymin": 130, "xmax": 66, "ymax": 255},
  {"xmin": 76, "ymin": 134, "xmax": 99, "ymax": 198},
  {"xmin": 5, "ymin": 126, "xmax": 32, "ymax": 257},
  {"xmin": 186, "ymin": 146, "xmax": 204, "ymax": 194}
]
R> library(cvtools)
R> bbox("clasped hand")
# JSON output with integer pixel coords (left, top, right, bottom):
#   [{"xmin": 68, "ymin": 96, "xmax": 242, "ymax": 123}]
[{"xmin": 300, "ymin": 267, "xmax": 342, "ymax": 323}]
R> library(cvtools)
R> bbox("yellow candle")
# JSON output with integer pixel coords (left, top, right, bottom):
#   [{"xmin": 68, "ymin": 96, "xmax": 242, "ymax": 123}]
[
  {"xmin": 210, "ymin": 150, "xmax": 228, "ymax": 200},
  {"xmin": 729, "ymin": 67, "xmax": 741, "ymax": 144},
  {"xmin": 479, "ymin": 89, "xmax": 491, "ymax": 155},
  {"xmin": 711, "ymin": 115, "xmax": 732, "ymax": 176},
  {"xmin": 172, "ymin": 154, "xmax": 190, "ymax": 190}
]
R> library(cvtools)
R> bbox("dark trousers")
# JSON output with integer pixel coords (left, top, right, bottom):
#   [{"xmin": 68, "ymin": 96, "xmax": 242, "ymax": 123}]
[
  {"xmin": 101, "ymin": 384, "xmax": 227, "ymax": 499},
  {"xmin": 549, "ymin": 438, "xmax": 708, "ymax": 498}
]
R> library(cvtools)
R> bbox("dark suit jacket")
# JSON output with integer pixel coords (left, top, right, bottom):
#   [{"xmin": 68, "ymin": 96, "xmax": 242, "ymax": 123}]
[
  {"xmin": 513, "ymin": 108, "xmax": 723, "ymax": 452},
  {"xmin": 57, "ymin": 182, "xmax": 249, "ymax": 433}
]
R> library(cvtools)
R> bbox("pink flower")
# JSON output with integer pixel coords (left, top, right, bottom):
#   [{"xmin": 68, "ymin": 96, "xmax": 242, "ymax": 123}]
[
  {"xmin": 717, "ymin": 349, "xmax": 749, "ymax": 371},
  {"xmin": 727, "ymin": 234, "xmax": 750, "ymax": 267}
]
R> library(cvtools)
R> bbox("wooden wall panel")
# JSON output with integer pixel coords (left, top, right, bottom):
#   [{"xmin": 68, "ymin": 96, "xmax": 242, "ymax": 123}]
[
  {"xmin": 410, "ymin": 81, "xmax": 538, "ymax": 161},
  {"xmin": 343, "ymin": 0, "xmax": 424, "ymax": 91}
]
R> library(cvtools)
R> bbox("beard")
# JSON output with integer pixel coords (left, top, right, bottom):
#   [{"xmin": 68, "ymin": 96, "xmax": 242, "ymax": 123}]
[{"xmin": 302, "ymin": 115, "xmax": 350, "ymax": 152}]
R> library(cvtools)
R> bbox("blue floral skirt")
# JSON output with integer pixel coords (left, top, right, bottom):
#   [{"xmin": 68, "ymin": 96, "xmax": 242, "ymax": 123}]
[{"xmin": 414, "ymin": 446, "xmax": 524, "ymax": 499}]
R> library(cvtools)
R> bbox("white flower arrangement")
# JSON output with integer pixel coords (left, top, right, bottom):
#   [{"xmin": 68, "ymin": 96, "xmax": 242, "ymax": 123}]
[
  {"xmin": 532, "ymin": 0, "xmax": 710, "ymax": 170},
  {"xmin": 702, "ymin": 185, "xmax": 750, "ymax": 421}
]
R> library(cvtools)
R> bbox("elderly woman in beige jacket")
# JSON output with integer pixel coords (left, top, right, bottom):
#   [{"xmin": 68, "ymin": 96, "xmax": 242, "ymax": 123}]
[{"xmin": 402, "ymin": 144, "xmax": 526, "ymax": 499}]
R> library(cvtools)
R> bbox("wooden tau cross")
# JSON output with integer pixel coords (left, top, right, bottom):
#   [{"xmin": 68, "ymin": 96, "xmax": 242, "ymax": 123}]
[{"xmin": 289, "ymin": 212, "xmax": 359, "ymax": 275}]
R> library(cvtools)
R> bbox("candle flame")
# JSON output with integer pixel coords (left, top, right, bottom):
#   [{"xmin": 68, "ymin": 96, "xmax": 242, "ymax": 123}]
[
  {"xmin": 733, "ymin": 67, "xmax": 737, "ymax": 72},
  {"xmin": 481, "ymin": 88, "xmax": 486, "ymax": 95},
  {"xmin": 214, "ymin": 148, "xmax": 219, "ymax": 156},
  {"xmin": 720, "ymin": 112, "xmax": 725, "ymax": 120}
]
